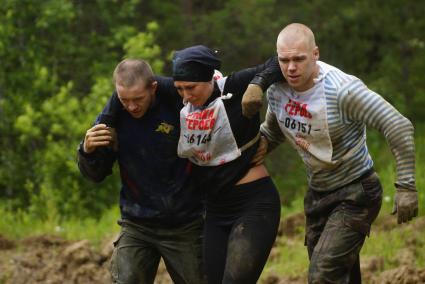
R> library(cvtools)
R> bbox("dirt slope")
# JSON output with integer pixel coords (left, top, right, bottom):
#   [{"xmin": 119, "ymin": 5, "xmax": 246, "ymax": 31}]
[
  {"xmin": 0, "ymin": 234, "xmax": 172, "ymax": 284},
  {"xmin": 1, "ymin": 216, "xmax": 424, "ymax": 284}
]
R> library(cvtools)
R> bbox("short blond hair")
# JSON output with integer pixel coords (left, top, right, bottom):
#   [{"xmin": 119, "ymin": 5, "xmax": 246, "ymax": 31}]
[{"xmin": 113, "ymin": 59, "xmax": 154, "ymax": 88}]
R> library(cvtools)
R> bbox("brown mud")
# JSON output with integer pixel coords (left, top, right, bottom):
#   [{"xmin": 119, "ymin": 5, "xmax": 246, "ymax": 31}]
[
  {"xmin": 0, "ymin": 234, "xmax": 172, "ymax": 284},
  {"xmin": 1, "ymin": 215, "xmax": 424, "ymax": 284},
  {"xmin": 261, "ymin": 214, "xmax": 425, "ymax": 284}
]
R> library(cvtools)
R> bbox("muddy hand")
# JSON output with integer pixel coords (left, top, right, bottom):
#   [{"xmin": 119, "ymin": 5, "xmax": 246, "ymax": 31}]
[
  {"xmin": 391, "ymin": 188, "xmax": 418, "ymax": 224},
  {"xmin": 242, "ymin": 84, "xmax": 264, "ymax": 118},
  {"xmin": 83, "ymin": 124, "xmax": 115, "ymax": 153}
]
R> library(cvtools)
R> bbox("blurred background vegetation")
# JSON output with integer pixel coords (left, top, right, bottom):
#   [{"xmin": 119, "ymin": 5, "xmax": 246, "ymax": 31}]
[{"xmin": 0, "ymin": 0, "xmax": 424, "ymax": 244}]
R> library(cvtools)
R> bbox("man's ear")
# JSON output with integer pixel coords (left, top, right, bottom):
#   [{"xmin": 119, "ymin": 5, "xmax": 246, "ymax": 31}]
[
  {"xmin": 313, "ymin": 46, "xmax": 320, "ymax": 61},
  {"xmin": 151, "ymin": 80, "xmax": 158, "ymax": 93}
]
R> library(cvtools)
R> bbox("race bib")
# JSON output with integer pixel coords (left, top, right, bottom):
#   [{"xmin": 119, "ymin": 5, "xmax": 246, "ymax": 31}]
[
  {"xmin": 178, "ymin": 79, "xmax": 241, "ymax": 166},
  {"xmin": 269, "ymin": 64, "xmax": 335, "ymax": 172}
]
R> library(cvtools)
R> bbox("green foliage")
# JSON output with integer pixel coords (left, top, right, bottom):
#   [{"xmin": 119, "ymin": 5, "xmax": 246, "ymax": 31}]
[
  {"xmin": 123, "ymin": 22, "xmax": 164, "ymax": 74},
  {"xmin": 1, "ymin": 1, "xmax": 424, "ymax": 230},
  {"xmin": 362, "ymin": 221, "xmax": 425, "ymax": 270},
  {"xmin": 186, "ymin": 0, "xmax": 282, "ymax": 72},
  {"xmin": 265, "ymin": 142, "xmax": 307, "ymax": 206},
  {"xmin": 0, "ymin": 204, "xmax": 120, "ymax": 247},
  {"xmin": 0, "ymin": 0, "xmax": 164, "ymax": 221},
  {"xmin": 263, "ymin": 233, "xmax": 309, "ymax": 278},
  {"xmin": 8, "ymin": 20, "xmax": 164, "ymax": 219},
  {"xmin": 13, "ymin": 80, "xmax": 119, "ymax": 219}
]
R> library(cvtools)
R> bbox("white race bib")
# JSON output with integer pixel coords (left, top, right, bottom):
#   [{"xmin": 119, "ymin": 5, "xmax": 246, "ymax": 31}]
[
  {"xmin": 178, "ymin": 79, "xmax": 241, "ymax": 166},
  {"xmin": 269, "ymin": 63, "xmax": 337, "ymax": 172}
]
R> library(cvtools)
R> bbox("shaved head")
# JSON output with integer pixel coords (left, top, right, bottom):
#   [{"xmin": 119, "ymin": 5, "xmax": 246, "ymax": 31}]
[
  {"xmin": 277, "ymin": 23, "xmax": 316, "ymax": 51},
  {"xmin": 275, "ymin": 23, "xmax": 319, "ymax": 92}
]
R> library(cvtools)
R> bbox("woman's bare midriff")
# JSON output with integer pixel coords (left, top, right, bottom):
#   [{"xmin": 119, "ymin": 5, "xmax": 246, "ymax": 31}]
[{"xmin": 236, "ymin": 164, "xmax": 269, "ymax": 185}]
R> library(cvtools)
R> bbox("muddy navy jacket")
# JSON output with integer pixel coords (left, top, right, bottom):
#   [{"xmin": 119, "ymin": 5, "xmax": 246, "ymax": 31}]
[{"xmin": 77, "ymin": 77, "xmax": 204, "ymax": 226}]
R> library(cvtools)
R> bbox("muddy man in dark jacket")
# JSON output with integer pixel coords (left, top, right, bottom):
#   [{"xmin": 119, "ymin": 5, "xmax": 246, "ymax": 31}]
[
  {"xmin": 77, "ymin": 59, "xmax": 206, "ymax": 284},
  {"xmin": 78, "ymin": 52, "xmax": 281, "ymax": 284}
]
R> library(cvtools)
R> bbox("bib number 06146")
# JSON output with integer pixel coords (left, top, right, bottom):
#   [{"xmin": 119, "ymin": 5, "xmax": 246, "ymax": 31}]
[{"xmin": 185, "ymin": 133, "xmax": 212, "ymax": 145}]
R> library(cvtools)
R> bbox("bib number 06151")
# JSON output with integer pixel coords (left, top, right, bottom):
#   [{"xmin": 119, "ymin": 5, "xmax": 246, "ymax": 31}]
[{"xmin": 285, "ymin": 117, "xmax": 311, "ymax": 134}]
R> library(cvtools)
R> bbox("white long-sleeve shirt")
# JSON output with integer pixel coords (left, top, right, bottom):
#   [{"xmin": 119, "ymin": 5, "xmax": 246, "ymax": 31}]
[{"xmin": 261, "ymin": 61, "xmax": 415, "ymax": 191}]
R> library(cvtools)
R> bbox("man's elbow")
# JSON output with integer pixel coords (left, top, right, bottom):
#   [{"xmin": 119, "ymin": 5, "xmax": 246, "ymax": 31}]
[
  {"xmin": 88, "ymin": 174, "xmax": 107, "ymax": 183},
  {"xmin": 400, "ymin": 116, "xmax": 415, "ymax": 135},
  {"xmin": 78, "ymin": 165, "xmax": 108, "ymax": 183}
]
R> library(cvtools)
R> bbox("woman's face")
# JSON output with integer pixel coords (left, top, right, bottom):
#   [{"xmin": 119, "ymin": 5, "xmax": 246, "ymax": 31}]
[{"xmin": 174, "ymin": 80, "xmax": 214, "ymax": 107}]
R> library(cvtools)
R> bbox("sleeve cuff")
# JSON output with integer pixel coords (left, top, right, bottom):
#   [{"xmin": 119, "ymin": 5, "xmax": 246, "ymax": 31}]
[{"xmin": 77, "ymin": 141, "xmax": 97, "ymax": 159}]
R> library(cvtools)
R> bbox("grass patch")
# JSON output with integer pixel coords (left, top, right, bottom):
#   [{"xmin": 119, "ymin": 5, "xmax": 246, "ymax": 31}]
[
  {"xmin": 361, "ymin": 217, "xmax": 425, "ymax": 270},
  {"xmin": 59, "ymin": 206, "xmax": 121, "ymax": 247},
  {"xmin": 281, "ymin": 196, "xmax": 304, "ymax": 218},
  {"xmin": 0, "ymin": 205, "xmax": 120, "ymax": 247},
  {"xmin": 263, "ymin": 235, "xmax": 309, "ymax": 278}
]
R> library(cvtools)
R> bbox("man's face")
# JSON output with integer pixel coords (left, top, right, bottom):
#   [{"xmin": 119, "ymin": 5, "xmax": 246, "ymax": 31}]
[
  {"xmin": 277, "ymin": 39, "xmax": 319, "ymax": 92},
  {"xmin": 116, "ymin": 81, "xmax": 157, "ymax": 118},
  {"xmin": 174, "ymin": 80, "xmax": 214, "ymax": 107}
]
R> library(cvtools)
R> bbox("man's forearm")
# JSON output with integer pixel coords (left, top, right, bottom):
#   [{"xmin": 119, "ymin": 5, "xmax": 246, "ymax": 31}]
[
  {"xmin": 77, "ymin": 142, "xmax": 116, "ymax": 183},
  {"xmin": 250, "ymin": 55, "xmax": 284, "ymax": 91},
  {"xmin": 339, "ymin": 79, "xmax": 416, "ymax": 191},
  {"xmin": 260, "ymin": 108, "xmax": 285, "ymax": 152}
]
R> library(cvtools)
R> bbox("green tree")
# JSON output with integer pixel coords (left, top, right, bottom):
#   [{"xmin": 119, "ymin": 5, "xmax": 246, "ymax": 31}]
[
  {"xmin": 0, "ymin": 0, "xmax": 164, "ymax": 220},
  {"xmin": 2, "ymin": 0, "xmax": 425, "ymax": 219}
]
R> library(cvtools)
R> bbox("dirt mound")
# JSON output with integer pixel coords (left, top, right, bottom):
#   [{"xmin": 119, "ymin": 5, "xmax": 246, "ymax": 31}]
[
  {"xmin": 20, "ymin": 234, "xmax": 68, "ymax": 247},
  {"xmin": 262, "ymin": 215, "xmax": 425, "ymax": 284},
  {"xmin": 2, "ymin": 215, "xmax": 425, "ymax": 283},
  {"xmin": 366, "ymin": 248, "xmax": 425, "ymax": 283},
  {"xmin": 0, "ymin": 234, "xmax": 172, "ymax": 284},
  {"xmin": 277, "ymin": 212, "xmax": 305, "ymax": 237},
  {"xmin": 3, "ymin": 236, "xmax": 109, "ymax": 284},
  {"xmin": 262, "ymin": 273, "xmax": 306, "ymax": 284},
  {"xmin": 371, "ymin": 265, "xmax": 425, "ymax": 283},
  {"xmin": 262, "ymin": 265, "xmax": 425, "ymax": 284},
  {"xmin": 0, "ymin": 234, "xmax": 16, "ymax": 250}
]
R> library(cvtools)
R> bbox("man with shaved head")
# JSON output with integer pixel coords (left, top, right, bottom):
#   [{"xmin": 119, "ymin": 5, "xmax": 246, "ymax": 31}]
[
  {"xmin": 242, "ymin": 23, "xmax": 418, "ymax": 283},
  {"xmin": 275, "ymin": 23, "xmax": 319, "ymax": 92}
]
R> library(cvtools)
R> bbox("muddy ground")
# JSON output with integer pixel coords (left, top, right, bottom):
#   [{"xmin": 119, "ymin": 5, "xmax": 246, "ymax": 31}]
[
  {"xmin": 261, "ymin": 214, "xmax": 425, "ymax": 284},
  {"xmin": 1, "ymin": 215, "xmax": 424, "ymax": 284},
  {"xmin": 0, "ymin": 234, "xmax": 172, "ymax": 284}
]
